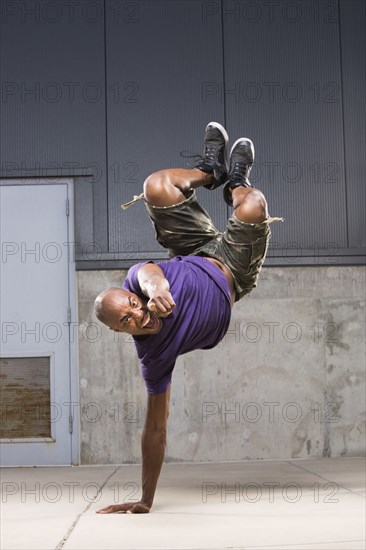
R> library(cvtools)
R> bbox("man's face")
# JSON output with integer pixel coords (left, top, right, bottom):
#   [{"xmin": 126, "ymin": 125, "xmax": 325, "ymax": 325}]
[{"xmin": 102, "ymin": 289, "xmax": 163, "ymax": 336}]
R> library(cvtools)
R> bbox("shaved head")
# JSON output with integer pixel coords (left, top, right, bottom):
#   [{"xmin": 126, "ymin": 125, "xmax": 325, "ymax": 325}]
[
  {"xmin": 94, "ymin": 287, "xmax": 162, "ymax": 336},
  {"xmin": 94, "ymin": 287, "xmax": 129, "ymax": 326}
]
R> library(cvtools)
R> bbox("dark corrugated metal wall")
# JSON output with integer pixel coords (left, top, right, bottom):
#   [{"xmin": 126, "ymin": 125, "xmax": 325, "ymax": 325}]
[
  {"xmin": 339, "ymin": 0, "xmax": 366, "ymax": 249},
  {"xmin": 1, "ymin": 0, "xmax": 364, "ymax": 267},
  {"xmin": 106, "ymin": 0, "xmax": 226, "ymax": 262}
]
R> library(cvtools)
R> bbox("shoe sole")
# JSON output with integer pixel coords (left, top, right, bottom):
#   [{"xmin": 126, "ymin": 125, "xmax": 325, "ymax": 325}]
[
  {"xmin": 229, "ymin": 137, "xmax": 255, "ymax": 158},
  {"xmin": 206, "ymin": 121, "xmax": 229, "ymax": 144}
]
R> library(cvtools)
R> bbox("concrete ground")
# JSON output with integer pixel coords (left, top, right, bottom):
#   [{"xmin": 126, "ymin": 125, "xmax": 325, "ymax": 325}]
[{"xmin": 1, "ymin": 457, "xmax": 365, "ymax": 550}]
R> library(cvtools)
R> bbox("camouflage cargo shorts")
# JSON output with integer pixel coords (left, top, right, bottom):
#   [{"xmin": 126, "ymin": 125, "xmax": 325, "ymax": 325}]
[{"xmin": 144, "ymin": 189, "xmax": 283, "ymax": 302}]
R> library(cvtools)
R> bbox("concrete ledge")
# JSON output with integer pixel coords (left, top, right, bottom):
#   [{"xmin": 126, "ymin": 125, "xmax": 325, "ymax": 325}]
[{"xmin": 78, "ymin": 266, "xmax": 366, "ymax": 463}]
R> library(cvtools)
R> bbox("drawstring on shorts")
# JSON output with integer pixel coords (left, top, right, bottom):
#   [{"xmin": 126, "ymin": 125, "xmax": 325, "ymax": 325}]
[{"xmin": 121, "ymin": 192, "xmax": 145, "ymax": 210}]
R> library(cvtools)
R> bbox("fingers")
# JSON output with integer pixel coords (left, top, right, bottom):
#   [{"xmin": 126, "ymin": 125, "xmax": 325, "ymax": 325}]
[
  {"xmin": 155, "ymin": 296, "xmax": 175, "ymax": 312},
  {"xmin": 148, "ymin": 293, "xmax": 176, "ymax": 316},
  {"xmin": 156, "ymin": 297, "xmax": 174, "ymax": 312},
  {"xmin": 96, "ymin": 504, "xmax": 125, "ymax": 514},
  {"xmin": 96, "ymin": 502, "xmax": 150, "ymax": 514},
  {"xmin": 150, "ymin": 301, "xmax": 171, "ymax": 316}
]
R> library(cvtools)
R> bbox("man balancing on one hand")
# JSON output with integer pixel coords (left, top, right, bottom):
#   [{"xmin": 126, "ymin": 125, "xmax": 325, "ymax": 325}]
[{"xmin": 94, "ymin": 122, "xmax": 283, "ymax": 514}]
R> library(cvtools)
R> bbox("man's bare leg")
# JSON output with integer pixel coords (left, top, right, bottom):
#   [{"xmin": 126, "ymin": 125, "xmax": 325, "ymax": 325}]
[
  {"xmin": 143, "ymin": 122, "xmax": 228, "ymax": 208},
  {"xmin": 143, "ymin": 168, "xmax": 214, "ymax": 207},
  {"xmin": 224, "ymin": 136, "xmax": 268, "ymax": 225},
  {"xmin": 144, "ymin": 167, "xmax": 269, "ymax": 225}
]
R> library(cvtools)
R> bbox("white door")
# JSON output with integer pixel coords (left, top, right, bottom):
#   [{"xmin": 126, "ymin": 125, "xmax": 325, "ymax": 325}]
[{"xmin": 0, "ymin": 181, "xmax": 77, "ymax": 465}]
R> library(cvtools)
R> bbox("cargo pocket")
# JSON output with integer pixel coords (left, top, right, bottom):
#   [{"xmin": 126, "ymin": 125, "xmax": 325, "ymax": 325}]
[{"xmin": 246, "ymin": 236, "xmax": 269, "ymax": 277}]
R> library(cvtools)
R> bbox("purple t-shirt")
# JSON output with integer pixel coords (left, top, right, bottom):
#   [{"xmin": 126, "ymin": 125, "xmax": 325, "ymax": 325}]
[{"xmin": 122, "ymin": 256, "xmax": 232, "ymax": 394}]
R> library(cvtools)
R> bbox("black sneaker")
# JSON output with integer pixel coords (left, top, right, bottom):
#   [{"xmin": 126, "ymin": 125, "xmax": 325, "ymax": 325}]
[
  {"xmin": 194, "ymin": 122, "xmax": 229, "ymax": 189},
  {"xmin": 223, "ymin": 138, "xmax": 255, "ymax": 206}
]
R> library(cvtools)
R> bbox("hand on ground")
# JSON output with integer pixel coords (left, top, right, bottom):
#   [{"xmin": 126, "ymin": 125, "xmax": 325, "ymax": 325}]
[{"xmin": 96, "ymin": 501, "xmax": 150, "ymax": 514}]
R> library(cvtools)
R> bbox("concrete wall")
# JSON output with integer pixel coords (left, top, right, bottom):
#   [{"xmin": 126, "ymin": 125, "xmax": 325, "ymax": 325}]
[{"xmin": 77, "ymin": 267, "xmax": 365, "ymax": 464}]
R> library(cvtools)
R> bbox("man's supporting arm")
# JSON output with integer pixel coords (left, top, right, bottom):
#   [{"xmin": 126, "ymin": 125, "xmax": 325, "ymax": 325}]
[
  {"xmin": 140, "ymin": 387, "xmax": 170, "ymax": 508},
  {"xmin": 96, "ymin": 388, "xmax": 170, "ymax": 514}
]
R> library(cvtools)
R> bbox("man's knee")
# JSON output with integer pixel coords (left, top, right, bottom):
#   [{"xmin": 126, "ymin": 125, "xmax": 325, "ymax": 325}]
[
  {"xmin": 233, "ymin": 188, "xmax": 268, "ymax": 223},
  {"xmin": 248, "ymin": 190, "xmax": 268, "ymax": 218},
  {"xmin": 143, "ymin": 171, "xmax": 170, "ymax": 204}
]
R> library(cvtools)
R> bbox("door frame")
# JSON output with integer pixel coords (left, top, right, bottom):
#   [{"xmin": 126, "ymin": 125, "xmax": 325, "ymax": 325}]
[{"xmin": 0, "ymin": 177, "xmax": 79, "ymax": 465}]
